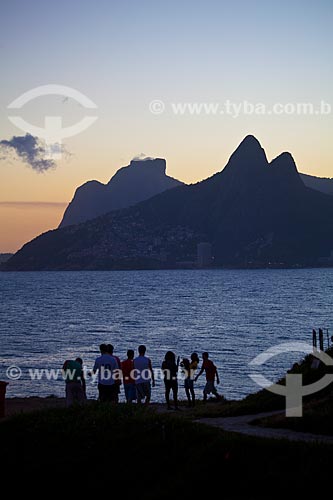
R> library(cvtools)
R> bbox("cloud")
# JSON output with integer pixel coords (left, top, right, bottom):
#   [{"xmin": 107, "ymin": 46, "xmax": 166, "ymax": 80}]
[
  {"xmin": 0, "ymin": 201, "xmax": 67, "ymax": 209},
  {"xmin": 132, "ymin": 153, "xmax": 156, "ymax": 161},
  {"xmin": 0, "ymin": 134, "xmax": 62, "ymax": 172}
]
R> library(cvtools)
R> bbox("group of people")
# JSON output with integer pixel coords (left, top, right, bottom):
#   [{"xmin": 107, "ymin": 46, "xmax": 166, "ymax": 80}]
[
  {"xmin": 161, "ymin": 350, "xmax": 221, "ymax": 409},
  {"xmin": 62, "ymin": 343, "xmax": 222, "ymax": 409}
]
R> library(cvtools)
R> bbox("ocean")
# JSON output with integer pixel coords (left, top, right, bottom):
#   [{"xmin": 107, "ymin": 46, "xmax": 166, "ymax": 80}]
[{"xmin": 0, "ymin": 268, "xmax": 332, "ymax": 402}]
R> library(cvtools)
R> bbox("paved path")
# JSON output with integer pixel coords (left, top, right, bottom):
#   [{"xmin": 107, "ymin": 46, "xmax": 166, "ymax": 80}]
[{"xmin": 196, "ymin": 410, "xmax": 333, "ymax": 444}]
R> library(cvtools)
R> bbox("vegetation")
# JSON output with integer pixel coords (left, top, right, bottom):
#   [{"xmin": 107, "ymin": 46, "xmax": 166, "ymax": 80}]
[
  {"xmin": 253, "ymin": 395, "xmax": 333, "ymax": 436},
  {"xmin": 186, "ymin": 388, "xmax": 284, "ymax": 419},
  {"xmin": 1, "ymin": 402, "xmax": 332, "ymax": 497},
  {"xmin": 2, "ymin": 348, "xmax": 332, "ymax": 495}
]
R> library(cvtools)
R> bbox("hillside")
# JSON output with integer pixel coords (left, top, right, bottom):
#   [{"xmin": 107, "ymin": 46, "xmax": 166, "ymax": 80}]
[
  {"xmin": 60, "ymin": 157, "xmax": 183, "ymax": 227},
  {"xmin": 300, "ymin": 173, "xmax": 333, "ymax": 196},
  {"xmin": 0, "ymin": 253, "xmax": 13, "ymax": 264},
  {"xmin": 5, "ymin": 136, "xmax": 333, "ymax": 271}
]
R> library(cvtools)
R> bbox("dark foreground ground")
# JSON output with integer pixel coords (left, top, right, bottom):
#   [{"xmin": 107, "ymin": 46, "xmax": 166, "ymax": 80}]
[
  {"xmin": 1, "ymin": 400, "xmax": 332, "ymax": 498},
  {"xmin": 2, "ymin": 350, "xmax": 333, "ymax": 497}
]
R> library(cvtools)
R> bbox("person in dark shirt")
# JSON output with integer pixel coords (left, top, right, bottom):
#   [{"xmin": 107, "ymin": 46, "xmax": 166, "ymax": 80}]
[
  {"xmin": 181, "ymin": 352, "xmax": 199, "ymax": 407},
  {"xmin": 162, "ymin": 351, "xmax": 180, "ymax": 410},
  {"xmin": 106, "ymin": 344, "xmax": 122, "ymax": 402},
  {"xmin": 195, "ymin": 352, "xmax": 221, "ymax": 402}
]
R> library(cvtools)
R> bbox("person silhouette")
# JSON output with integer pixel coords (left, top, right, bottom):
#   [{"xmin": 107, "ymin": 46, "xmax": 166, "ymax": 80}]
[
  {"xmin": 182, "ymin": 352, "xmax": 199, "ymax": 407},
  {"xmin": 62, "ymin": 357, "xmax": 86, "ymax": 407},
  {"xmin": 106, "ymin": 344, "xmax": 122, "ymax": 402},
  {"xmin": 162, "ymin": 351, "xmax": 179, "ymax": 410},
  {"xmin": 93, "ymin": 344, "xmax": 118, "ymax": 403},
  {"xmin": 121, "ymin": 349, "xmax": 136, "ymax": 403},
  {"xmin": 133, "ymin": 345, "xmax": 155, "ymax": 405},
  {"xmin": 195, "ymin": 352, "xmax": 221, "ymax": 402}
]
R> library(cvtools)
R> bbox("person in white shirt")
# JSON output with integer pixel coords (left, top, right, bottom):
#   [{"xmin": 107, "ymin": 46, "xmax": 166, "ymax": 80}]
[
  {"xmin": 93, "ymin": 344, "xmax": 119, "ymax": 402},
  {"xmin": 133, "ymin": 345, "xmax": 155, "ymax": 405}
]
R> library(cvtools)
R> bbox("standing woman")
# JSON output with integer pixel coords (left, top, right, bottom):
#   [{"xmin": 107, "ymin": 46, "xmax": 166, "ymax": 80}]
[
  {"xmin": 162, "ymin": 351, "xmax": 179, "ymax": 410},
  {"xmin": 184, "ymin": 352, "xmax": 199, "ymax": 407}
]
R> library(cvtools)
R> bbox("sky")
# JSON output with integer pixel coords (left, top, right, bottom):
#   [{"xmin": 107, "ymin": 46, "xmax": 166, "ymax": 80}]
[{"xmin": 0, "ymin": 0, "xmax": 332, "ymax": 252}]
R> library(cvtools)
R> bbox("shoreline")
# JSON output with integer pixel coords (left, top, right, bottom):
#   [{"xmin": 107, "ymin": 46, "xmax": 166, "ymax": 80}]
[
  {"xmin": 4, "ymin": 396, "xmax": 66, "ymax": 417},
  {"xmin": 2, "ymin": 264, "xmax": 333, "ymax": 272},
  {"xmin": 3, "ymin": 396, "xmax": 189, "ymax": 417}
]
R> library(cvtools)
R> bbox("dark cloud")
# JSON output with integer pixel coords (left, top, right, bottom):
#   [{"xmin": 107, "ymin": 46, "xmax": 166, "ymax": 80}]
[{"xmin": 0, "ymin": 134, "xmax": 59, "ymax": 172}]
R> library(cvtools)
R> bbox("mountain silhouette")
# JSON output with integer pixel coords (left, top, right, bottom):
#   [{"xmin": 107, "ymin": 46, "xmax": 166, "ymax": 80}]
[
  {"xmin": 300, "ymin": 173, "xmax": 333, "ymax": 196},
  {"xmin": 59, "ymin": 144, "xmax": 332, "ymax": 229},
  {"xmin": 4, "ymin": 135, "xmax": 333, "ymax": 270},
  {"xmin": 59, "ymin": 157, "xmax": 183, "ymax": 227},
  {"xmin": 0, "ymin": 254, "xmax": 13, "ymax": 264}
]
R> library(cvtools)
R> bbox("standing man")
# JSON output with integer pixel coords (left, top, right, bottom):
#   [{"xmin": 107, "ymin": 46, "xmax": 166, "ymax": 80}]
[
  {"xmin": 106, "ymin": 344, "xmax": 122, "ymax": 402},
  {"xmin": 93, "ymin": 344, "xmax": 119, "ymax": 403},
  {"xmin": 62, "ymin": 357, "xmax": 86, "ymax": 407},
  {"xmin": 133, "ymin": 345, "xmax": 155, "ymax": 405},
  {"xmin": 121, "ymin": 349, "xmax": 136, "ymax": 403},
  {"xmin": 195, "ymin": 352, "xmax": 221, "ymax": 402}
]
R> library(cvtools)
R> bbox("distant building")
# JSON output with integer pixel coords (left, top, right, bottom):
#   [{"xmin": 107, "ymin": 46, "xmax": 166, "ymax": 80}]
[{"xmin": 197, "ymin": 242, "xmax": 212, "ymax": 267}]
